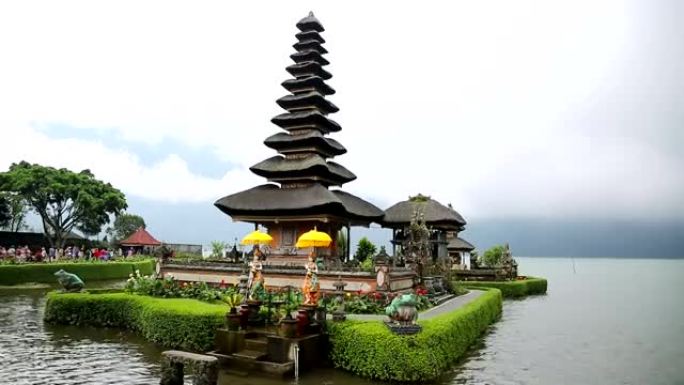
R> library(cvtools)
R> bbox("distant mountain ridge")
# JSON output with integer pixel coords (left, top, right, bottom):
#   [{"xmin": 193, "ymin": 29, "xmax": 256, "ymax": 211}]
[{"xmin": 28, "ymin": 196, "xmax": 680, "ymax": 259}]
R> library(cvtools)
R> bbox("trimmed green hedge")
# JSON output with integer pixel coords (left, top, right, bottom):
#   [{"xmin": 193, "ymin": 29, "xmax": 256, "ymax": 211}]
[
  {"xmin": 459, "ymin": 277, "xmax": 548, "ymax": 298},
  {"xmin": 44, "ymin": 292, "xmax": 226, "ymax": 351},
  {"xmin": 328, "ymin": 289, "xmax": 503, "ymax": 382},
  {"xmin": 0, "ymin": 260, "xmax": 154, "ymax": 286}
]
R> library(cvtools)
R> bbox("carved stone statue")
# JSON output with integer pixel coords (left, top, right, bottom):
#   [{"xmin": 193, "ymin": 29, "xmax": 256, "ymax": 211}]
[
  {"xmin": 385, "ymin": 293, "xmax": 418, "ymax": 325},
  {"xmin": 499, "ymin": 243, "xmax": 518, "ymax": 279},
  {"xmin": 54, "ymin": 269, "xmax": 84, "ymax": 292},
  {"xmin": 247, "ymin": 251, "xmax": 265, "ymax": 301},
  {"xmin": 302, "ymin": 251, "xmax": 320, "ymax": 306}
]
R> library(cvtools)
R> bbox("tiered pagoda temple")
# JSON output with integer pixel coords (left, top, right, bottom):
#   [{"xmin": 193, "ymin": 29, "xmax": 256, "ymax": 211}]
[{"xmin": 215, "ymin": 12, "xmax": 383, "ymax": 264}]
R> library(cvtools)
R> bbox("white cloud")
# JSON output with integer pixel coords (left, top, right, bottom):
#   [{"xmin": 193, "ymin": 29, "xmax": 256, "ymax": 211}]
[
  {"xmin": 0, "ymin": 121, "xmax": 259, "ymax": 203},
  {"xmin": 0, "ymin": 0, "xmax": 682, "ymax": 220}
]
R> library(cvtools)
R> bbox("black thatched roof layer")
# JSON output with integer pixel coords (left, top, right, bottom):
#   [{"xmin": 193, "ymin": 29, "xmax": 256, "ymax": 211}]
[
  {"xmin": 286, "ymin": 61, "xmax": 332, "ymax": 80},
  {"xmin": 276, "ymin": 92, "xmax": 339, "ymax": 114},
  {"xmin": 264, "ymin": 131, "xmax": 346, "ymax": 156},
  {"xmin": 271, "ymin": 110, "xmax": 341, "ymax": 133},
  {"xmin": 296, "ymin": 12, "xmax": 324, "ymax": 32},
  {"xmin": 447, "ymin": 237, "xmax": 475, "ymax": 251},
  {"xmin": 383, "ymin": 197, "xmax": 467, "ymax": 230},
  {"xmin": 331, "ymin": 190, "xmax": 385, "ymax": 219},
  {"xmin": 290, "ymin": 50, "xmax": 329, "ymax": 66},
  {"xmin": 214, "ymin": 184, "xmax": 383, "ymax": 223},
  {"xmin": 250, "ymin": 155, "xmax": 356, "ymax": 186},
  {"xmin": 293, "ymin": 40, "xmax": 328, "ymax": 54},
  {"xmin": 296, "ymin": 30, "xmax": 324, "ymax": 44},
  {"xmin": 282, "ymin": 76, "xmax": 335, "ymax": 95}
]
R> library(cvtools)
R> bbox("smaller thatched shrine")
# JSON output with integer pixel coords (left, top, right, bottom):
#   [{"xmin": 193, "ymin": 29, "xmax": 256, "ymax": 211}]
[
  {"xmin": 446, "ymin": 236, "xmax": 475, "ymax": 269},
  {"xmin": 383, "ymin": 194, "xmax": 467, "ymax": 264}
]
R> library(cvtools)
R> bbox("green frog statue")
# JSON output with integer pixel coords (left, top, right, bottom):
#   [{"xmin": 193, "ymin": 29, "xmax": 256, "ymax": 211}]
[
  {"xmin": 54, "ymin": 269, "xmax": 85, "ymax": 292},
  {"xmin": 385, "ymin": 293, "xmax": 419, "ymax": 325}
]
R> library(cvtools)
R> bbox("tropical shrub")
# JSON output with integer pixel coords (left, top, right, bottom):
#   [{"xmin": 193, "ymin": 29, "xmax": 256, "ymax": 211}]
[
  {"xmin": 460, "ymin": 277, "xmax": 548, "ymax": 298},
  {"xmin": 210, "ymin": 241, "xmax": 227, "ymax": 258},
  {"xmin": 353, "ymin": 237, "xmax": 377, "ymax": 262},
  {"xmin": 359, "ymin": 257, "xmax": 374, "ymax": 273},
  {"xmin": 44, "ymin": 292, "xmax": 226, "ymax": 351},
  {"xmin": 124, "ymin": 271, "xmax": 238, "ymax": 303},
  {"xmin": 328, "ymin": 289, "xmax": 503, "ymax": 382},
  {"xmin": 0, "ymin": 259, "xmax": 154, "ymax": 285},
  {"xmin": 341, "ymin": 290, "xmax": 432, "ymax": 315},
  {"xmin": 481, "ymin": 244, "xmax": 506, "ymax": 267}
]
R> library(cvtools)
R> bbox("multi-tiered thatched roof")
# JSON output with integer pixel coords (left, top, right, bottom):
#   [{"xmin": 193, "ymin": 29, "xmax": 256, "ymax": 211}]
[{"xmin": 215, "ymin": 12, "xmax": 383, "ymax": 225}]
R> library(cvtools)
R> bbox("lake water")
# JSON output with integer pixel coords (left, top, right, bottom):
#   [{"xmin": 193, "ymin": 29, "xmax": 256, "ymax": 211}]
[{"xmin": 1, "ymin": 258, "xmax": 682, "ymax": 385}]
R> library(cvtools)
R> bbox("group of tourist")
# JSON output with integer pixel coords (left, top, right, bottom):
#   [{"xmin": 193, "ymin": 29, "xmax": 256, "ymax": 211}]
[{"xmin": 0, "ymin": 245, "xmax": 142, "ymax": 263}]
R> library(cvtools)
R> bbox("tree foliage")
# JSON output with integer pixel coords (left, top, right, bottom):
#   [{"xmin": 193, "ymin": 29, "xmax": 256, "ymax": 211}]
[
  {"xmin": 0, "ymin": 195, "xmax": 10, "ymax": 229},
  {"xmin": 0, "ymin": 161, "xmax": 127, "ymax": 247},
  {"xmin": 481, "ymin": 245, "xmax": 506, "ymax": 267},
  {"xmin": 354, "ymin": 236, "xmax": 377, "ymax": 262},
  {"xmin": 110, "ymin": 212, "xmax": 146, "ymax": 241},
  {"xmin": 336, "ymin": 229, "xmax": 348, "ymax": 261},
  {"xmin": 210, "ymin": 241, "xmax": 227, "ymax": 258},
  {"xmin": 0, "ymin": 193, "xmax": 29, "ymax": 232}
]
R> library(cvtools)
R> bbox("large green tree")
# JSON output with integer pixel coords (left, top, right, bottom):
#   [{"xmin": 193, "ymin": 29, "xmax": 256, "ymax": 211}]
[
  {"xmin": 109, "ymin": 212, "xmax": 146, "ymax": 242},
  {"xmin": 0, "ymin": 161, "xmax": 127, "ymax": 247}
]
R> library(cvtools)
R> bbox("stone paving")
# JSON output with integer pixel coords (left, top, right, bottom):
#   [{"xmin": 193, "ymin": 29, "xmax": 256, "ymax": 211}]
[{"xmin": 344, "ymin": 289, "xmax": 486, "ymax": 322}]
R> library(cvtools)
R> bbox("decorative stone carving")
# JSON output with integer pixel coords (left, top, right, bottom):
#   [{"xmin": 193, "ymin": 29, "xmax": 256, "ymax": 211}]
[
  {"xmin": 247, "ymin": 252, "xmax": 265, "ymax": 301},
  {"xmin": 54, "ymin": 269, "xmax": 84, "ymax": 292},
  {"xmin": 332, "ymin": 275, "xmax": 347, "ymax": 321},
  {"xmin": 374, "ymin": 246, "xmax": 392, "ymax": 291},
  {"xmin": 385, "ymin": 294, "xmax": 421, "ymax": 335},
  {"xmin": 302, "ymin": 252, "xmax": 320, "ymax": 306}
]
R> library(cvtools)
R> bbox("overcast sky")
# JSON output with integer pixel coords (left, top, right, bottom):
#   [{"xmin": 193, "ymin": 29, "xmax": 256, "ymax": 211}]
[{"xmin": 0, "ymin": 0, "xmax": 682, "ymax": 242}]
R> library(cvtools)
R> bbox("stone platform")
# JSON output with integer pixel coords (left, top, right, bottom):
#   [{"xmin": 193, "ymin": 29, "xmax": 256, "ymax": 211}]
[{"xmin": 161, "ymin": 261, "xmax": 416, "ymax": 293}]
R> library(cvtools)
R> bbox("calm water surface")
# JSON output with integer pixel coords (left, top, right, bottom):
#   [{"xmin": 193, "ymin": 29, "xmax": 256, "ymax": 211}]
[{"xmin": 1, "ymin": 258, "xmax": 683, "ymax": 385}]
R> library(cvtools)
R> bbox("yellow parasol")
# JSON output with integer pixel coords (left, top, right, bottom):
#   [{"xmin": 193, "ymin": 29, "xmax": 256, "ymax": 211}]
[
  {"xmin": 295, "ymin": 228, "xmax": 332, "ymax": 248},
  {"xmin": 240, "ymin": 230, "xmax": 273, "ymax": 246}
]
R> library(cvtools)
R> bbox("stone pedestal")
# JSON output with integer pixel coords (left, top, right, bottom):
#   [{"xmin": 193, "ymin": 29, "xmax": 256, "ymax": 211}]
[
  {"xmin": 246, "ymin": 300, "xmax": 263, "ymax": 325},
  {"xmin": 160, "ymin": 350, "xmax": 218, "ymax": 385}
]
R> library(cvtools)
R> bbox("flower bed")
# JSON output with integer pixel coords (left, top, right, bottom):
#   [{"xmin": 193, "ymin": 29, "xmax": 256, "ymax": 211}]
[
  {"xmin": 125, "ymin": 270, "xmax": 240, "ymax": 303},
  {"xmin": 343, "ymin": 290, "xmax": 432, "ymax": 315},
  {"xmin": 44, "ymin": 291, "xmax": 227, "ymax": 351},
  {"xmin": 458, "ymin": 277, "xmax": 547, "ymax": 298},
  {"xmin": 327, "ymin": 288, "xmax": 503, "ymax": 382},
  {"xmin": 0, "ymin": 259, "xmax": 155, "ymax": 286}
]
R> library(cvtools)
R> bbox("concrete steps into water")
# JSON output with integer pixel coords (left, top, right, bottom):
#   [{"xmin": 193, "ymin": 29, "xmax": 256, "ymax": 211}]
[
  {"xmin": 209, "ymin": 351, "xmax": 294, "ymax": 377},
  {"xmin": 210, "ymin": 331, "xmax": 295, "ymax": 377}
]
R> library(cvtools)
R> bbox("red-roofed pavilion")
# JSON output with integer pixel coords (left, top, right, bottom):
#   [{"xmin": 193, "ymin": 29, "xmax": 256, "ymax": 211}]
[{"xmin": 120, "ymin": 227, "xmax": 161, "ymax": 247}]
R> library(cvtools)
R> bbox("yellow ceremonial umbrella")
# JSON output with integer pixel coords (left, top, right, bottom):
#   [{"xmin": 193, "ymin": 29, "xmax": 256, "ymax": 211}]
[
  {"xmin": 240, "ymin": 230, "xmax": 273, "ymax": 246},
  {"xmin": 295, "ymin": 228, "xmax": 332, "ymax": 248}
]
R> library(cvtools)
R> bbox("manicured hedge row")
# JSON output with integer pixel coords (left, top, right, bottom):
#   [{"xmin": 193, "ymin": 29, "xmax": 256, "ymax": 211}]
[
  {"xmin": 459, "ymin": 277, "xmax": 548, "ymax": 298},
  {"xmin": 327, "ymin": 289, "xmax": 503, "ymax": 382},
  {"xmin": 44, "ymin": 292, "xmax": 226, "ymax": 351},
  {"xmin": 0, "ymin": 260, "xmax": 154, "ymax": 285}
]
